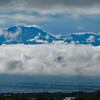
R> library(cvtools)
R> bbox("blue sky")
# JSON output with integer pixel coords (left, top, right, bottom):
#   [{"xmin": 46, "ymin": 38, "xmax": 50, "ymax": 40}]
[{"xmin": 0, "ymin": 0, "xmax": 100, "ymax": 34}]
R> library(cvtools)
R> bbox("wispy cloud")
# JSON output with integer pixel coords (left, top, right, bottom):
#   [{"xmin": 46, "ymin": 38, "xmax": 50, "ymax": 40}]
[{"xmin": 0, "ymin": 14, "xmax": 47, "ymax": 26}]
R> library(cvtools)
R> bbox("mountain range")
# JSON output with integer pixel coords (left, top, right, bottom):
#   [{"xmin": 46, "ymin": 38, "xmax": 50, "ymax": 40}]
[{"xmin": 0, "ymin": 25, "xmax": 100, "ymax": 46}]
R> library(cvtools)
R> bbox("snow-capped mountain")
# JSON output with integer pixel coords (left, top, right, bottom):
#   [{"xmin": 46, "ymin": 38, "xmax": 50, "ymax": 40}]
[
  {"xmin": 63, "ymin": 32, "xmax": 100, "ymax": 46},
  {"xmin": 0, "ymin": 25, "xmax": 61, "ymax": 45},
  {"xmin": 0, "ymin": 25, "xmax": 100, "ymax": 46}
]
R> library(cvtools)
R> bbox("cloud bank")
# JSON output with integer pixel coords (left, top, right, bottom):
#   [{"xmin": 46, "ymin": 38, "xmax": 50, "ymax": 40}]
[{"xmin": 0, "ymin": 43, "xmax": 100, "ymax": 76}]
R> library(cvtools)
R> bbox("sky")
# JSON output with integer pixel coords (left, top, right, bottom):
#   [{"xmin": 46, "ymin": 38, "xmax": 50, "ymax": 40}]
[{"xmin": 0, "ymin": 0, "xmax": 100, "ymax": 34}]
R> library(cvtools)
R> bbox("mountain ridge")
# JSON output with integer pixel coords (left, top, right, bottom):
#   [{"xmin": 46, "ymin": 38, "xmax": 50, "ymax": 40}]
[{"xmin": 0, "ymin": 24, "xmax": 100, "ymax": 46}]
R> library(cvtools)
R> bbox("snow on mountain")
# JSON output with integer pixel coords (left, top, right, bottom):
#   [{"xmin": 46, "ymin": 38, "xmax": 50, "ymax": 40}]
[
  {"xmin": 63, "ymin": 32, "xmax": 100, "ymax": 46},
  {"xmin": 0, "ymin": 25, "xmax": 100, "ymax": 46},
  {"xmin": 0, "ymin": 25, "xmax": 61, "ymax": 45}
]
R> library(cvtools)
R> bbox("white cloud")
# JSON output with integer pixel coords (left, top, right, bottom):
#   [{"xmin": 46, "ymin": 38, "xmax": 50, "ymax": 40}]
[
  {"xmin": 0, "ymin": 20, "xmax": 7, "ymax": 24},
  {"xmin": 0, "ymin": 14, "xmax": 47, "ymax": 26},
  {"xmin": 87, "ymin": 35, "xmax": 95, "ymax": 43},
  {"xmin": 12, "ymin": 14, "xmax": 47, "ymax": 22},
  {"xmin": 0, "ymin": 43, "xmax": 100, "ymax": 76},
  {"xmin": 0, "ymin": 26, "xmax": 21, "ymax": 43},
  {"xmin": 78, "ymin": 26, "xmax": 84, "ymax": 30},
  {"xmin": 74, "ymin": 32, "xmax": 96, "ymax": 35},
  {"xmin": 7, "ymin": 26, "xmax": 21, "ymax": 39},
  {"xmin": 0, "ymin": 28, "xmax": 4, "ymax": 35}
]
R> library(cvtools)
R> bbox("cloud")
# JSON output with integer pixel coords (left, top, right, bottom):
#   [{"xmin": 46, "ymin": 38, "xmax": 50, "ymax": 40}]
[
  {"xmin": 0, "ymin": 0, "xmax": 100, "ymax": 15},
  {"xmin": 0, "ymin": 14, "xmax": 47, "ymax": 26},
  {"xmin": 87, "ymin": 35, "xmax": 95, "ymax": 43},
  {"xmin": 0, "ymin": 43, "xmax": 100, "ymax": 76},
  {"xmin": 0, "ymin": 20, "xmax": 7, "ymax": 24},
  {"xmin": 0, "ymin": 0, "xmax": 100, "ymax": 29},
  {"xmin": 0, "ymin": 0, "xmax": 100, "ymax": 8},
  {"xmin": 78, "ymin": 26, "xmax": 84, "ymax": 30}
]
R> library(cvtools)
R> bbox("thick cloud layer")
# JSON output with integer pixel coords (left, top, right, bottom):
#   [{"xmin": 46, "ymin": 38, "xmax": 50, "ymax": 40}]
[{"xmin": 0, "ymin": 43, "xmax": 100, "ymax": 76}]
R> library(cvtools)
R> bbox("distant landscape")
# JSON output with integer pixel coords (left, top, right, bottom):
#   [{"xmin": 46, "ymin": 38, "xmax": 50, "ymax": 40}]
[{"xmin": 0, "ymin": 91, "xmax": 100, "ymax": 100}]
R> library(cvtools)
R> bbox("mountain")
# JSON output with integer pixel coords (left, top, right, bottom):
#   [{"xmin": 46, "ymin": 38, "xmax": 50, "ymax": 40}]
[
  {"xmin": 0, "ymin": 25, "xmax": 100, "ymax": 46},
  {"xmin": 63, "ymin": 32, "xmax": 100, "ymax": 46},
  {"xmin": 0, "ymin": 25, "xmax": 61, "ymax": 45}
]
